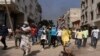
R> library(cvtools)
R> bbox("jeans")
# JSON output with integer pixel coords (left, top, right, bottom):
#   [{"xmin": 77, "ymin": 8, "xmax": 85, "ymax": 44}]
[
  {"xmin": 41, "ymin": 39, "xmax": 46, "ymax": 48},
  {"xmin": 1, "ymin": 36, "xmax": 7, "ymax": 48},
  {"xmin": 51, "ymin": 36, "xmax": 57, "ymax": 47},
  {"xmin": 92, "ymin": 37, "xmax": 98, "ymax": 48},
  {"xmin": 15, "ymin": 38, "xmax": 21, "ymax": 47},
  {"xmin": 83, "ymin": 38, "xmax": 87, "ymax": 47},
  {"xmin": 37, "ymin": 35, "xmax": 41, "ymax": 42},
  {"xmin": 77, "ymin": 39, "xmax": 82, "ymax": 49},
  {"xmin": 57, "ymin": 36, "xmax": 61, "ymax": 45},
  {"xmin": 32, "ymin": 36, "xmax": 36, "ymax": 45},
  {"xmin": 91, "ymin": 37, "xmax": 94, "ymax": 46}
]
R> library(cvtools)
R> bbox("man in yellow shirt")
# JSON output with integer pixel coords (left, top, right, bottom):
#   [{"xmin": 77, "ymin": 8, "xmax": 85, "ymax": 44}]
[
  {"xmin": 82, "ymin": 27, "xmax": 88, "ymax": 47},
  {"xmin": 76, "ymin": 29, "xmax": 83, "ymax": 49},
  {"xmin": 61, "ymin": 26, "xmax": 70, "ymax": 51}
]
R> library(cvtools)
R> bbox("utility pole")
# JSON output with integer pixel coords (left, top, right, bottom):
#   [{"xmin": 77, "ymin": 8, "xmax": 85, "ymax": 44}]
[
  {"xmin": 5, "ymin": 0, "xmax": 13, "ymax": 28},
  {"xmin": 4, "ymin": 0, "xmax": 14, "ymax": 36}
]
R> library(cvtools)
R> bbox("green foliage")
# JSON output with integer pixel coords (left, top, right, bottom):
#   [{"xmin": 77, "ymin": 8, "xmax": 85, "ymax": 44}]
[
  {"xmin": 38, "ymin": 20, "xmax": 54, "ymax": 27},
  {"xmin": 36, "ymin": 2, "xmax": 42, "ymax": 13}
]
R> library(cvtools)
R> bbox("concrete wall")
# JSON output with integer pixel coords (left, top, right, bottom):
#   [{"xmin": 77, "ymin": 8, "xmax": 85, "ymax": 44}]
[
  {"xmin": 64, "ymin": 8, "xmax": 81, "ymax": 28},
  {"xmin": 81, "ymin": 0, "xmax": 100, "ymax": 28},
  {"xmin": 0, "ymin": 0, "xmax": 41, "ymax": 24}
]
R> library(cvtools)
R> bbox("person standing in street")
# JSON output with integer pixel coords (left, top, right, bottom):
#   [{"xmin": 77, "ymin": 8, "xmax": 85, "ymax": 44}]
[
  {"xmin": 72, "ymin": 28, "xmax": 77, "ymax": 45},
  {"xmin": 20, "ymin": 24, "xmax": 31, "ymax": 56},
  {"xmin": 40, "ymin": 26, "xmax": 47, "ymax": 50},
  {"xmin": 50, "ymin": 25, "xmax": 57, "ymax": 47},
  {"xmin": 47, "ymin": 27, "xmax": 51, "ymax": 47},
  {"xmin": 0, "ymin": 24, "xmax": 8, "ymax": 50},
  {"xmin": 15, "ymin": 25, "xmax": 21, "ymax": 48},
  {"xmin": 76, "ymin": 29, "xmax": 83, "ymax": 49},
  {"xmin": 61, "ymin": 26, "xmax": 70, "ymax": 51},
  {"xmin": 82, "ymin": 27, "xmax": 88, "ymax": 47},
  {"xmin": 91, "ymin": 26, "xmax": 100, "ymax": 48},
  {"xmin": 57, "ymin": 27, "xmax": 62, "ymax": 45},
  {"xmin": 30, "ymin": 24, "xmax": 37, "ymax": 45}
]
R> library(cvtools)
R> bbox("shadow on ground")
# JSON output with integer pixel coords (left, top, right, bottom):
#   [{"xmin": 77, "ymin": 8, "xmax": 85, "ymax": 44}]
[
  {"xmin": 29, "ymin": 50, "xmax": 40, "ymax": 56},
  {"xmin": 0, "ymin": 46, "xmax": 10, "ymax": 56},
  {"xmin": 59, "ymin": 51, "xmax": 75, "ymax": 56},
  {"xmin": 7, "ymin": 46, "xmax": 15, "ymax": 50}
]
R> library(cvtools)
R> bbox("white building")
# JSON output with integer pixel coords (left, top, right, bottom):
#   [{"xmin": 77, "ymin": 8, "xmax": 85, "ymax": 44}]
[
  {"xmin": 0, "ymin": 0, "xmax": 42, "ymax": 28},
  {"xmin": 81, "ymin": 0, "xmax": 100, "ymax": 28},
  {"xmin": 64, "ymin": 8, "xmax": 81, "ymax": 29}
]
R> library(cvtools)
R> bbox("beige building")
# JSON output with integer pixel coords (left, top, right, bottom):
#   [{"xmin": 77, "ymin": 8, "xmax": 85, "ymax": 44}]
[
  {"xmin": 64, "ymin": 8, "xmax": 81, "ymax": 29},
  {"xmin": 81, "ymin": 0, "xmax": 100, "ymax": 28},
  {"xmin": 0, "ymin": 0, "xmax": 42, "ymax": 28}
]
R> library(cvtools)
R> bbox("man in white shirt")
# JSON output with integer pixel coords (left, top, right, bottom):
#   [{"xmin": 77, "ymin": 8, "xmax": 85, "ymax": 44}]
[
  {"xmin": 8, "ymin": 28, "xmax": 13, "ymax": 39},
  {"xmin": 20, "ymin": 24, "xmax": 31, "ymax": 55},
  {"xmin": 57, "ymin": 28, "xmax": 62, "ymax": 45},
  {"xmin": 91, "ymin": 26, "xmax": 100, "ymax": 48}
]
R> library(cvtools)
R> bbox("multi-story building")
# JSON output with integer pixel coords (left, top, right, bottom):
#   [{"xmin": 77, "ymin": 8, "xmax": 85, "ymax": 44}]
[
  {"xmin": 0, "ymin": 0, "xmax": 42, "ymax": 28},
  {"xmin": 81, "ymin": 0, "xmax": 100, "ymax": 28},
  {"xmin": 64, "ymin": 8, "xmax": 81, "ymax": 29},
  {"xmin": 63, "ymin": 11, "xmax": 70, "ymax": 28}
]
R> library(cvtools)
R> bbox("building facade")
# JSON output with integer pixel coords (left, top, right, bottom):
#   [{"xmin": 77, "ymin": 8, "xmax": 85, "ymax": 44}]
[
  {"xmin": 81, "ymin": 0, "xmax": 100, "ymax": 28},
  {"xmin": 0, "ymin": 0, "xmax": 42, "ymax": 28},
  {"xmin": 64, "ymin": 8, "xmax": 81, "ymax": 29}
]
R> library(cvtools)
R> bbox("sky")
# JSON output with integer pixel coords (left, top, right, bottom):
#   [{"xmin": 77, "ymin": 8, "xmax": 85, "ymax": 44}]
[{"xmin": 38, "ymin": 0, "xmax": 80, "ymax": 20}]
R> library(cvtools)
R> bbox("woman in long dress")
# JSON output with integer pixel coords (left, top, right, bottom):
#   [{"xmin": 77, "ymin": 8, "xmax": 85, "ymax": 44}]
[{"xmin": 61, "ymin": 27, "xmax": 70, "ymax": 51}]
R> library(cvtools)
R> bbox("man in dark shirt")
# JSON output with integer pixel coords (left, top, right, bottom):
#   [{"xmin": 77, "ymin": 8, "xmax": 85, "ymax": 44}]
[{"xmin": 0, "ymin": 24, "xmax": 8, "ymax": 50}]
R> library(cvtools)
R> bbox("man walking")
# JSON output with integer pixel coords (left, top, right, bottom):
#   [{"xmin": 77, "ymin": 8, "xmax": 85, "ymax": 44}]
[
  {"xmin": 82, "ymin": 27, "xmax": 88, "ymax": 47},
  {"xmin": 76, "ymin": 29, "xmax": 83, "ymax": 49},
  {"xmin": 91, "ymin": 26, "xmax": 99, "ymax": 48},
  {"xmin": 15, "ymin": 25, "xmax": 21, "ymax": 48},
  {"xmin": 50, "ymin": 25, "xmax": 57, "ymax": 47},
  {"xmin": 0, "ymin": 24, "xmax": 8, "ymax": 50},
  {"xmin": 57, "ymin": 27, "xmax": 62, "ymax": 45}
]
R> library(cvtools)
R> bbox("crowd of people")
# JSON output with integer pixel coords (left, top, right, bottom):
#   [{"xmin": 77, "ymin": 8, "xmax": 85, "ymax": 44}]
[{"xmin": 0, "ymin": 23, "xmax": 100, "ymax": 56}]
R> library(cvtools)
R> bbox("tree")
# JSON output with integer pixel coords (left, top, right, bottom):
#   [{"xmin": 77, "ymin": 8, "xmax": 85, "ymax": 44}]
[
  {"xmin": 48, "ymin": 20, "xmax": 54, "ymax": 26},
  {"xmin": 38, "ymin": 20, "xmax": 54, "ymax": 27},
  {"xmin": 36, "ymin": 2, "xmax": 42, "ymax": 13}
]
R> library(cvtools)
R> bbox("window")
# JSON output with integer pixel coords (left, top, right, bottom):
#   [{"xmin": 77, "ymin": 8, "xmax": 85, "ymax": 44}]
[
  {"xmin": 92, "ymin": 0, "xmax": 94, "ymax": 4},
  {"xmin": 17, "ymin": 0, "xmax": 20, "ymax": 2},
  {"xmin": 97, "ymin": 3, "xmax": 100, "ymax": 14},
  {"xmin": 97, "ymin": 3, "xmax": 100, "ymax": 19},
  {"xmin": 85, "ymin": 12, "xmax": 88, "ymax": 21},
  {"xmin": 31, "ymin": 0, "xmax": 33, "ymax": 2},
  {"xmin": 91, "ymin": 11, "xmax": 94, "ymax": 20},
  {"xmin": 23, "ymin": 0, "xmax": 25, "ymax": 2},
  {"xmin": 29, "ymin": 4, "xmax": 32, "ymax": 10},
  {"xmin": 82, "ymin": 15, "xmax": 85, "ymax": 21},
  {"xmin": 86, "ymin": 0, "xmax": 88, "ymax": 5},
  {"xmin": 25, "ymin": 6, "xmax": 27, "ymax": 13}
]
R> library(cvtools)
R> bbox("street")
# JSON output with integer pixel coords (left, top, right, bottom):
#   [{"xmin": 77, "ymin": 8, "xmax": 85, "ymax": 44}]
[{"xmin": 0, "ymin": 39, "xmax": 100, "ymax": 56}]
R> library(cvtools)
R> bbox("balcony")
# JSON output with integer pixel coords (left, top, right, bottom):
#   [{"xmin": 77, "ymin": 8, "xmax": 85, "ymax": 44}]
[
  {"xmin": 97, "ymin": 13, "xmax": 100, "ymax": 19},
  {"xmin": 0, "ymin": 0, "xmax": 15, "ymax": 4}
]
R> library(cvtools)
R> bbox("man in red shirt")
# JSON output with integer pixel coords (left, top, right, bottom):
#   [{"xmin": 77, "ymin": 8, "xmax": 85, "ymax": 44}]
[{"xmin": 30, "ymin": 25, "xmax": 37, "ymax": 45}]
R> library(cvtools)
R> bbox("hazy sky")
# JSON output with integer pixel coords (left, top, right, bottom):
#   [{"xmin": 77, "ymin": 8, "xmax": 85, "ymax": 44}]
[{"xmin": 38, "ymin": 0, "xmax": 80, "ymax": 20}]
